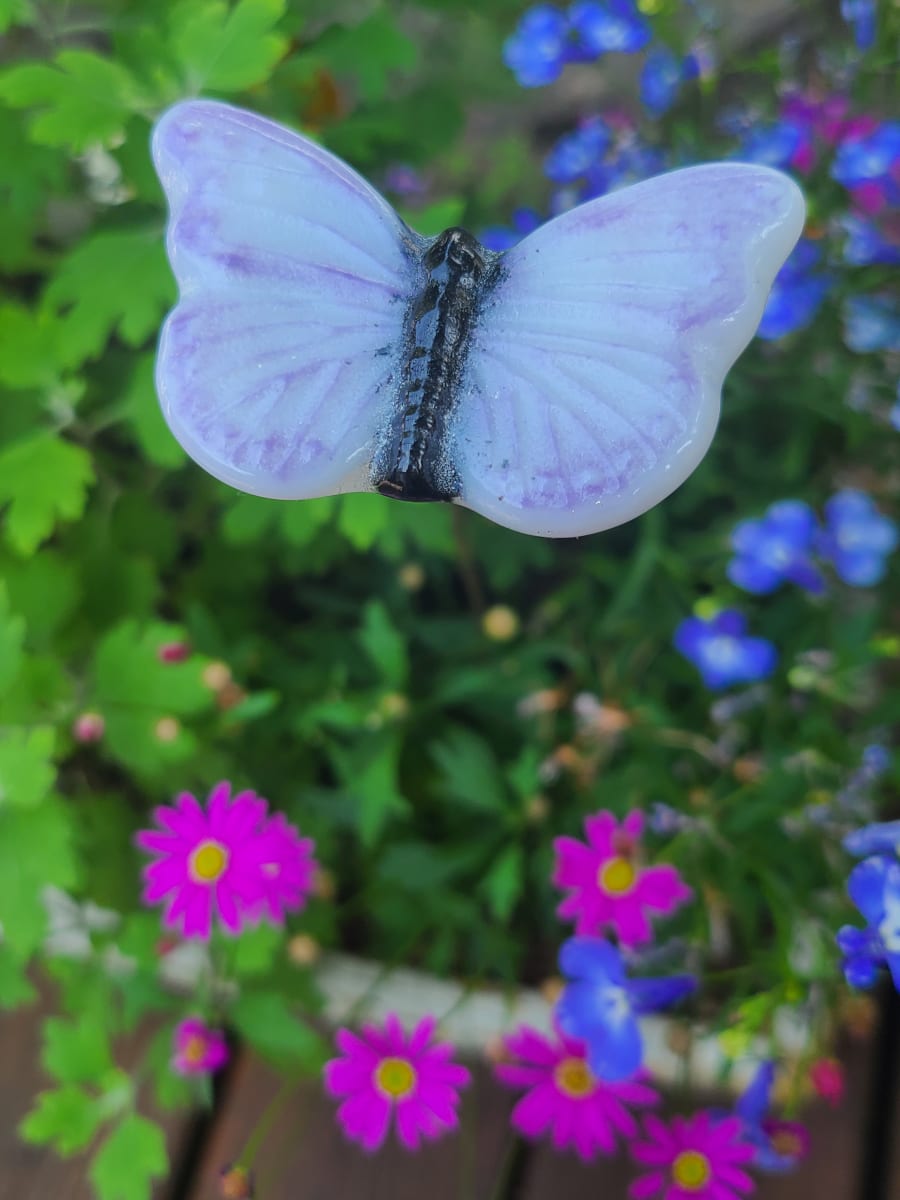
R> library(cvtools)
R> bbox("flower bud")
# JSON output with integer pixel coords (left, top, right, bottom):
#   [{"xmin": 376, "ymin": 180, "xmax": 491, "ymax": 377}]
[{"xmin": 73, "ymin": 711, "xmax": 105, "ymax": 743}]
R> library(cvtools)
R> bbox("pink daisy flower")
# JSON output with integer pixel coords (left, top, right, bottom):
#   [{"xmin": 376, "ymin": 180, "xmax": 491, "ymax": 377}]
[
  {"xmin": 245, "ymin": 812, "xmax": 316, "ymax": 925},
  {"xmin": 630, "ymin": 1112, "xmax": 756, "ymax": 1200},
  {"xmin": 324, "ymin": 1014, "xmax": 471, "ymax": 1152},
  {"xmin": 137, "ymin": 781, "xmax": 318, "ymax": 939},
  {"xmin": 553, "ymin": 810, "xmax": 692, "ymax": 947},
  {"xmin": 172, "ymin": 1017, "xmax": 229, "ymax": 1075},
  {"xmin": 495, "ymin": 1025, "xmax": 660, "ymax": 1161}
]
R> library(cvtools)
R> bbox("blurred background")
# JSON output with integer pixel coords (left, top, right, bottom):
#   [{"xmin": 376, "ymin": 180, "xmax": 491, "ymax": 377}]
[{"xmin": 0, "ymin": 1, "xmax": 897, "ymax": 1197}]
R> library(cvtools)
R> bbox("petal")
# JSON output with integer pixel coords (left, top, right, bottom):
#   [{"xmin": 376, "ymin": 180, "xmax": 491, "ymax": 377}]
[
  {"xmin": 629, "ymin": 1173, "xmax": 665, "ymax": 1199},
  {"xmin": 559, "ymin": 937, "xmax": 625, "ymax": 984},
  {"xmin": 584, "ymin": 812, "xmax": 617, "ymax": 856},
  {"xmin": 635, "ymin": 865, "xmax": 692, "ymax": 912},
  {"xmin": 338, "ymin": 1091, "xmax": 393, "ymax": 1152},
  {"xmin": 511, "ymin": 1084, "xmax": 557, "ymax": 1139},
  {"xmin": 848, "ymin": 857, "xmax": 891, "ymax": 924},
  {"xmin": 553, "ymin": 837, "xmax": 596, "ymax": 886},
  {"xmin": 324, "ymin": 1057, "xmax": 373, "ymax": 1097}
]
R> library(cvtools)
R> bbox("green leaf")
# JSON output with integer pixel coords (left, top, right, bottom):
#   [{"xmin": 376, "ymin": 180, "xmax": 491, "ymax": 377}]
[
  {"xmin": 0, "ymin": 584, "xmax": 25, "ymax": 695},
  {"xmin": 43, "ymin": 1015, "xmax": 113, "ymax": 1085},
  {"xmin": 358, "ymin": 602, "xmax": 407, "ymax": 687},
  {"xmin": 331, "ymin": 731, "xmax": 408, "ymax": 846},
  {"xmin": 313, "ymin": 10, "xmax": 417, "ymax": 102},
  {"xmin": 482, "ymin": 845, "xmax": 523, "ymax": 922},
  {"xmin": 0, "ymin": 0, "xmax": 35, "ymax": 34},
  {"xmin": 0, "ymin": 797, "xmax": 79, "ymax": 956},
  {"xmin": 0, "ymin": 433, "xmax": 94, "ymax": 556},
  {"xmin": 336, "ymin": 493, "xmax": 390, "ymax": 550},
  {"xmin": 230, "ymin": 922, "xmax": 283, "ymax": 976},
  {"xmin": 401, "ymin": 197, "xmax": 466, "ymax": 238},
  {"xmin": 231, "ymin": 991, "xmax": 327, "ymax": 1071},
  {"xmin": 431, "ymin": 727, "xmax": 509, "ymax": 813},
  {"xmin": 171, "ymin": 0, "xmax": 289, "ymax": 92},
  {"xmin": 0, "ymin": 303, "xmax": 60, "ymax": 389},
  {"xmin": 0, "ymin": 945, "xmax": 37, "ymax": 1008},
  {"xmin": 44, "ymin": 230, "xmax": 174, "ymax": 367},
  {"xmin": 0, "ymin": 726, "xmax": 56, "ymax": 808},
  {"xmin": 0, "ymin": 51, "xmax": 143, "ymax": 151},
  {"xmin": 20, "ymin": 1086, "xmax": 103, "ymax": 1155},
  {"xmin": 120, "ymin": 354, "xmax": 185, "ymax": 468},
  {"xmin": 0, "ymin": 550, "xmax": 80, "ymax": 647},
  {"xmin": 90, "ymin": 1114, "xmax": 168, "ymax": 1200}
]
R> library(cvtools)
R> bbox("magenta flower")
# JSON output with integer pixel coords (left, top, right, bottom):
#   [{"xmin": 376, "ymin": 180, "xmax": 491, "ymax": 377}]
[
  {"xmin": 172, "ymin": 1017, "xmax": 229, "ymax": 1075},
  {"xmin": 245, "ymin": 812, "xmax": 316, "ymax": 925},
  {"xmin": 324, "ymin": 1014, "xmax": 471, "ymax": 1152},
  {"xmin": 553, "ymin": 811, "xmax": 692, "ymax": 946},
  {"xmin": 496, "ymin": 1025, "xmax": 659, "ymax": 1160},
  {"xmin": 630, "ymin": 1113, "xmax": 756, "ymax": 1200},
  {"xmin": 137, "ymin": 781, "xmax": 316, "ymax": 939}
]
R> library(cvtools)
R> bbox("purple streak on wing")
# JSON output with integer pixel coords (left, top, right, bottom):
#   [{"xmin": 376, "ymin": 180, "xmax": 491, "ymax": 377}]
[
  {"xmin": 455, "ymin": 164, "xmax": 805, "ymax": 537},
  {"xmin": 153, "ymin": 100, "xmax": 417, "ymax": 499}
]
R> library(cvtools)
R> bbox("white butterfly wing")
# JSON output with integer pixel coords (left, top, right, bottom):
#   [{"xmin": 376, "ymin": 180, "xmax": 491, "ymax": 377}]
[
  {"xmin": 153, "ymin": 99, "xmax": 418, "ymax": 499},
  {"xmin": 454, "ymin": 165, "xmax": 805, "ymax": 537}
]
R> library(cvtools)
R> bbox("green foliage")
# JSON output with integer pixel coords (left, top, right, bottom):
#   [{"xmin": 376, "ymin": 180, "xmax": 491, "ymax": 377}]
[
  {"xmin": 89, "ymin": 1114, "xmax": 168, "ymax": 1200},
  {"xmin": 0, "ymin": 434, "xmax": 94, "ymax": 555},
  {"xmin": 1, "ymin": 0, "xmax": 898, "ymax": 1190}
]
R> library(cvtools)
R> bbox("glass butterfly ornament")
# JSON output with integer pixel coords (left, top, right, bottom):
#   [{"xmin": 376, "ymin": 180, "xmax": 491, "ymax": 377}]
[{"xmin": 153, "ymin": 100, "xmax": 805, "ymax": 539}]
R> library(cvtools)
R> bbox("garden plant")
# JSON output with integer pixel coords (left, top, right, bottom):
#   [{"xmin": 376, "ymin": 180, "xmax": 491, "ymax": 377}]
[{"xmin": 0, "ymin": 0, "xmax": 898, "ymax": 1197}]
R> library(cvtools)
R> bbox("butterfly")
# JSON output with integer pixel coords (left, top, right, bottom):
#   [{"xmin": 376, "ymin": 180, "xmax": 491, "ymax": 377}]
[{"xmin": 153, "ymin": 100, "xmax": 804, "ymax": 538}]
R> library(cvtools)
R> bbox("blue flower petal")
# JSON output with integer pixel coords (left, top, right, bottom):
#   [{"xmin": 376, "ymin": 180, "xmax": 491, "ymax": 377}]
[
  {"xmin": 844, "ymin": 821, "xmax": 900, "ymax": 859},
  {"xmin": 727, "ymin": 556, "xmax": 783, "ymax": 595},
  {"xmin": 847, "ymin": 857, "xmax": 891, "ymax": 924},
  {"xmin": 736, "ymin": 1061, "xmax": 776, "ymax": 1123},
  {"xmin": 627, "ymin": 973, "xmax": 696, "ymax": 1014},
  {"xmin": 559, "ymin": 936, "xmax": 626, "ymax": 984}
]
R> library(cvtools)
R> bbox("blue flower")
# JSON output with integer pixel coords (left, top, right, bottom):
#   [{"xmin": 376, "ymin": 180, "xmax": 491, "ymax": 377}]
[
  {"xmin": 831, "ymin": 123, "xmax": 900, "ymax": 198},
  {"xmin": 757, "ymin": 240, "xmax": 831, "ymax": 340},
  {"xmin": 842, "ymin": 295, "xmax": 900, "ymax": 354},
  {"xmin": 735, "ymin": 121, "xmax": 804, "ymax": 170},
  {"xmin": 727, "ymin": 500, "xmax": 825, "ymax": 595},
  {"xmin": 544, "ymin": 118, "xmax": 610, "ymax": 182},
  {"xmin": 674, "ymin": 610, "xmax": 778, "ymax": 691},
  {"xmin": 840, "ymin": 0, "xmax": 877, "ymax": 50},
  {"xmin": 838, "ymin": 857, "xmax": 900, "ymax": 991},
  {"xmin": 840, "ymin": 214, "xmax": 900, "ymax": 267},
  {"xmin": 569, "ymin": 0, "xmax": 651, "ymax": 56},
  {"xmin": 816, "ymin": 490, "xmax": 898, "ymax": 586},
  {"xmin": 503, "ymin": 6, "xmax": 572, "ymax": 87},
  {"xmin": 556, "ymin": 937, "xmax": 695, "ymax": 1081},
  {"xmin": 844, "ymin": 819, "xmax": 900, "ymax": 861},
  {"xmin": 735, "ymin": 1062, "xmax": 810, "ymax": 1172},
  {"xmin": 479, "ymin": 207, "xmax": 543, "ymax": 251},
  {"xmin": 639, "ymin": 48, "xmax": 690, "ymax": 116}
]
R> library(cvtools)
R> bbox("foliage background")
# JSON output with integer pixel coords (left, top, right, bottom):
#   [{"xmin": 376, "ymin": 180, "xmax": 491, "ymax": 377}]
[{"xmin": 0, "ymin": 0, "xmax": 897, "ymax": 1194}]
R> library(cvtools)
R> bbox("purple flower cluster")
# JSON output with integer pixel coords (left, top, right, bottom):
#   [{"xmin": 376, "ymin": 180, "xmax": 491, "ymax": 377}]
[
  {"xmin": 674, "ymin": 610, "xmax": 778, "ymax": 691},
  {"xmin": 842, "ymin": 295, "xmax": 900, "ymax": 354},
  {"xmin": 728, "ymin": 492, "xmax": 897, "ymax": 593},
  {"xmin": 838, "ymin": 853, "xmax": 900, "ymax": 991},
  {"xmin": 840, "ymin": 0, "xmax": 877, "ymax": 52},
  {"xmin": 832, "ymin": 122, "xmax": 900, "ymax": 214},
  {"xmin": 503, "ymin": 2, "xmax": 650, "ymax": 88},
  {"xmin": 757, "ymin": 241, "xmax": 831, "ymax": 341},
  {"xmin": 639, "ymin": 47, "xmax": 698, "ymax": 116},
  {"xmin": 727, "ymin": 501, "xmax": 824, "ymax": 595}
]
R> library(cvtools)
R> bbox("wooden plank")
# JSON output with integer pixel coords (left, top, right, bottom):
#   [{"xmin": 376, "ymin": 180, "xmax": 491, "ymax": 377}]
[
  {"xmin": 518, "ymin": 1044, "xmax": 875, "ymax": 1200},
  {"xmin": 187, "ymin": 1053, "xmax": 514, "ymax": 1200},
  {"xmin": 0, "ymin": 998, "xmax": 196, "ymax": 1200}
]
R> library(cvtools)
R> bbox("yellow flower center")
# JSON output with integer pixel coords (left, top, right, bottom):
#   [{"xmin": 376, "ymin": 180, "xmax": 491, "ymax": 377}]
[
  {"xmin": 598, "ymin": 856, "xmax": 637, "ymax": 896},
  {"xmin": 183, "ymin": 1035, "xmax": 208, "ymax": 1064},
  {"xmin": 374, "ymin": 1056, "xmax": 416, "ymax": 1099},
  {"xmin": 671, "ymin": 1150, "xmax": 712, "ymax": 1191},
  {"xmin": 189, "ymin": 839, "xmax": 229, "ymax": 883},
  {"xmin": 553, "ymin": 1057, "xmax": 595, "ymax": 1098}
]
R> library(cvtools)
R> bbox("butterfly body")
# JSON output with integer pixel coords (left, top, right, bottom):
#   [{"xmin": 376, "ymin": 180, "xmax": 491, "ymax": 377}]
[
  {"xmin": 153, "ymin": 101, "xmax": 806, "ymax": 538},
  {"xmin": 375, "ymin": 227, "xmax": 501, "ymax": 503}
]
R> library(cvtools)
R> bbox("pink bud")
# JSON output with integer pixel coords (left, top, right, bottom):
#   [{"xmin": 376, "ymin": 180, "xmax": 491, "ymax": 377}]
[
  {"xmin": 158, "ymin": 641, "xmax": 190, "ymax": 663},
  {"xmin": 810, "ymin": 1058, "xmax": 844, "ymax": 1106},
  {"xmin": 73, "ymin": 712, "xmax": 105, "ymax": 743}
]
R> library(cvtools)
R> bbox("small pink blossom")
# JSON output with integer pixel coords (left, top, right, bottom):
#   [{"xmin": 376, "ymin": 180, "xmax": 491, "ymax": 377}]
[
  {"xmin": 809, "ymin": 1058, "xmax": 844, "ymax": 1106},
  {"xmin": 630, "ymin": 1112, "xmax": 756, "ymax": 1200},
  {"xmin": 324, "ymin": 1014, "xmax": 470, "ymax": 1152},
  {"xmin": 245, "ymin": 812, "xmax": 316, "ymax": 925},
  {"xmin": 495, "ymin": 1025, "xmax": 659, "ymax": 1161},
  {"xmin": 553, "ymin": 810, "xmax": 692, "ymax": 947},
  {"xmin": 136, "ymin": 782, "xmax": 316, "ymax": 939},
  {"xmin": 158, "ymin": 640, "xmax": 191, "ymax": 663},
  {"xmin": 173, "ymin": 1017, "xmax": 229, "ymax": 1075},
  {"xmin": 72, "ymin": 711, "xmax": 105, "ymax": 743}
]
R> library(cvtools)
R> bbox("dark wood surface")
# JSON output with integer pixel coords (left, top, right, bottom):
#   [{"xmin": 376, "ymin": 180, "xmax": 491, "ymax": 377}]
[
  {"xmin": 0, "ymin": 998, "xmax": 194, "ymax": 1200},
  {"xmin": 2, "ymin": 1000, "xmax": 895, "ymax": 1200}
]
